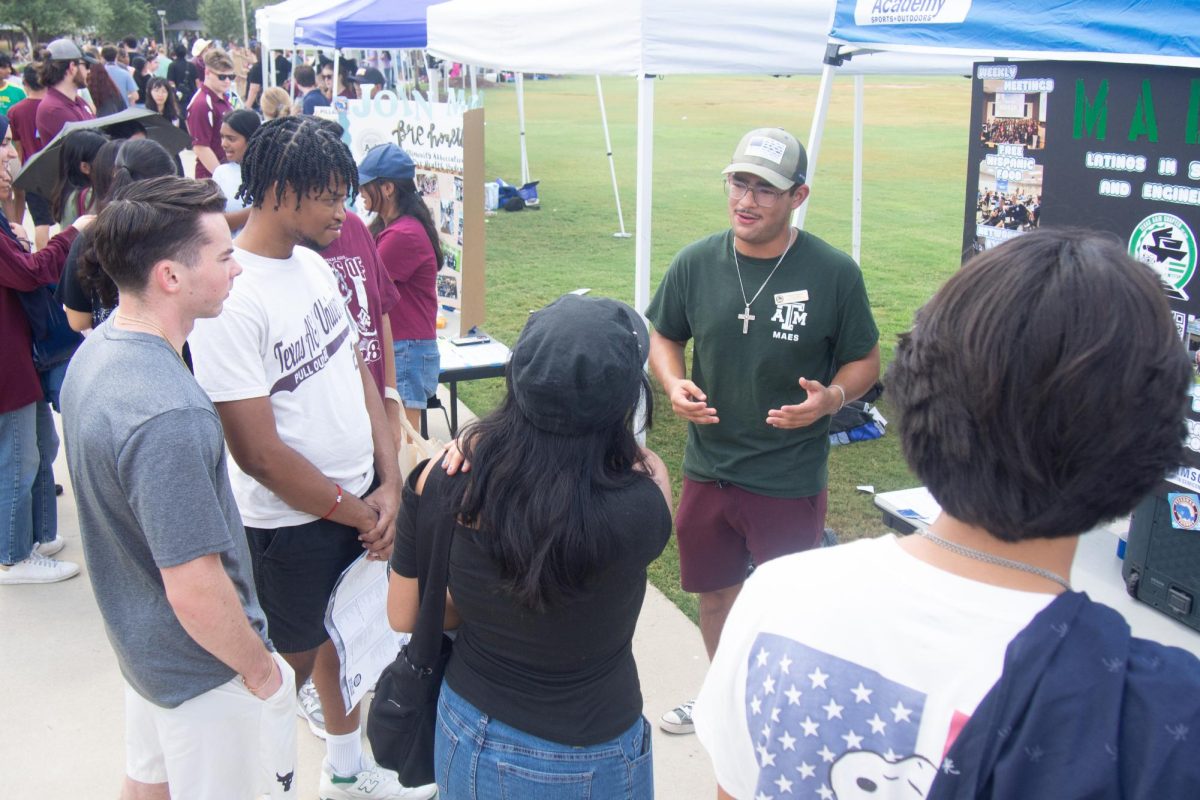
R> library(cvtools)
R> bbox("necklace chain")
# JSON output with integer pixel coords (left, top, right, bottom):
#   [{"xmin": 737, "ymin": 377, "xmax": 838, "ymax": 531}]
[
  {"xmin": 116, "ymin": 313, "xmax": 183, "ymax": 362},
  {"xmin": 918, "ymin": 529, "xmax": 1071, "ymax": 592},
  {"xmin": 733, "ymin": 227, "xmax": 796, "ymax": 312}
]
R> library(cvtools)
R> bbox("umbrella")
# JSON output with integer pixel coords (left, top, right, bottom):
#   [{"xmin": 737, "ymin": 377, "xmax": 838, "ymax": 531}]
[{"xmin": 14, "ymin": 108, "xmax": 192, "ymax": 198}]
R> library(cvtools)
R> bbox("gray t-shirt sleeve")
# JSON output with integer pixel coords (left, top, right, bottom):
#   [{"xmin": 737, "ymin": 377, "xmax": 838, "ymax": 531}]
[{"xmin": 117, "ymin": 407, "xmax": 238, "ymax": 569}]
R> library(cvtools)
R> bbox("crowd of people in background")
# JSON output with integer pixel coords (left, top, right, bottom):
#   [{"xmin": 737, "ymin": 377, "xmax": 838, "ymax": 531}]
[
  {"xmin": 3, "ymin": 27, "xmax": 1199, "ymax": 800},
  {"xmin": 979, "ymin": 115, "xmax": 1043, "ymax": 147},
  {"xmin": 977, "ymin": 187, "xmax": 1040, "ymax": 229}
]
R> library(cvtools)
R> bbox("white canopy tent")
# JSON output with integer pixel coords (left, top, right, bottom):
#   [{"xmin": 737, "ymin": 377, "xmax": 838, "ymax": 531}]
[
  {"xmin": 255, "ymin": 0, "xmax": 339, "ymax": 88},
  {"xmin": 427, "ymin": 0, "xmax": 972, "ymax": 310}
]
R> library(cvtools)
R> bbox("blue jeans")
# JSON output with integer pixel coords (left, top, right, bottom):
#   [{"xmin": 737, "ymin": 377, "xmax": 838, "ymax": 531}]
[
  {"xmin": 1, "ymin": 401, "xmax": 58, "ymax": 564},
  {"xmin": 435, "ymin": 682, "xmax": 654, "ymax": 800},
  {"xmin": 393, "ymin": 339, "xmax": 440, "ymax": 409}
]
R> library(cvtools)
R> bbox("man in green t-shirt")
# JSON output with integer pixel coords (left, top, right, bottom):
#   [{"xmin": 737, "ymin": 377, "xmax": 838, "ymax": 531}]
[{"xmin": 646, "ymin": 127, "xmax": 880, "ymax": 735}]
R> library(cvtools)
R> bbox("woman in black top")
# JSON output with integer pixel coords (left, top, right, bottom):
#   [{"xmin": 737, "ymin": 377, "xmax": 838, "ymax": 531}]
[{"xmin": 387, "ymin": 295, "xmax": 671, "ymax": 799}]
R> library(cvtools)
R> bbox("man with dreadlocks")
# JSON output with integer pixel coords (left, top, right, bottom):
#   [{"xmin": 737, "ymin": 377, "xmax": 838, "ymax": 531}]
[{"xmin": 188, "ymin": 117, "xmax": 434, "ymax": 800}]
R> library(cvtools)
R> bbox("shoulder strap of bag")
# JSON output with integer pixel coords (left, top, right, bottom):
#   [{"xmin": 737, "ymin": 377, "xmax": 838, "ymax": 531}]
[{"xmin": 407, "ymin": 465, "xmax": 456, "ymax": 670}]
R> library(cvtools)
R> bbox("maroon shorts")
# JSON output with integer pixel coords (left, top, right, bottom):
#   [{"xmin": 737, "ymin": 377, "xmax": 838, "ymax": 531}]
[{"xmin": 676, "ymin": 477, "xmax": 827, "ymax": 593}]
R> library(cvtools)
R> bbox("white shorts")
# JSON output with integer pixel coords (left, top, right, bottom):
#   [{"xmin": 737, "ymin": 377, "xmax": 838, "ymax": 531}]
[{"xmin": 125, "ymin": 652, "xmax": 298, "ymax": 799}]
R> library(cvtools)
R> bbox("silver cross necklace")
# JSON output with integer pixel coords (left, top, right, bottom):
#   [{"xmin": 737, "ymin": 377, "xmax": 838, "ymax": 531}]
[{"xmin": 733, "ymin": 227, "xmax": 796, "ymax": 335}]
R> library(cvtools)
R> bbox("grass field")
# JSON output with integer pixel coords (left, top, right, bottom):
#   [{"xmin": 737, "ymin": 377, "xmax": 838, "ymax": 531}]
[{"xmin": 457, "ymin": 73, "xmax": 973, "ymax": 621}]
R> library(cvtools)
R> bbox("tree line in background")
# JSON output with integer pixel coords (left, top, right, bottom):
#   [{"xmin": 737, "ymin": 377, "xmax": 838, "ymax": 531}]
[{"xmin": 0, "ymin": 0, "xmax": 275, "ymax": 49}]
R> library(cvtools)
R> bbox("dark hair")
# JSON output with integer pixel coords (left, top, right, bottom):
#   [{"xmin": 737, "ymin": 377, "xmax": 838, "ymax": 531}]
[
  {"xmin": 453, "ymin": 372, "xmax": 653, "ymax": 610},
  {"xmin": 101, "ymin": 45, "xmax": 118, "ymax": 63},
  {"xmin": 363, "ymin": 178, "xmax": 444, "ymax": 265},
  {"xmin": 293, "ymin": 64, "xmax": 315, "ymax": 87},
  {"xmin": 237, "ymin": 115, "xmax": 358, "ymax": 210},
  {"xmin": 222, "ymin": 108, "xmax": 261, "ymax": 141},
  {"xmin": 90, "ymin": 176, "xmax": 226, "ymax": 294},
  {"xmin": 122, "ymin": 36, "xmax": 138, "ymax": 50},
  {"xmin": 38, "ymin": 58, "xmax": 71, "ymax": 88},
  {"xmin": 144, "ymin": 76, "xmax": 180, "ymax": 121},
  {"xmin": 86, "ymin": 55, "xmax": 124, "ymax": 111},
  {"xmin": 887, "ymin": 228, "xmax": 1191, "ymax": 541},
  {"xmin": 51, "ymin": 129, "xmax": 107, "ymax": 222},
  {"xmin": 0, "ymin": 54, "xmax": 11, "ymax": 70},
  {"xmin": 173, "ymin": 44, "xmax": 188, "ymax": 60},
  {"xmin": 22, "ymin": 64, "xmax": 41, "ymax": 91},
  {"xmin": 80, "ymin": 138, "xmax": 180, "ymax": 305}
]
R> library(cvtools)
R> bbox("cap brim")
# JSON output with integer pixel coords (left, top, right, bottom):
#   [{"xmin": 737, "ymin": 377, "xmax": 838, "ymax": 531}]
[{"xmin": 722, "ymin": 162, "xmax": 796, "ymax": 191}]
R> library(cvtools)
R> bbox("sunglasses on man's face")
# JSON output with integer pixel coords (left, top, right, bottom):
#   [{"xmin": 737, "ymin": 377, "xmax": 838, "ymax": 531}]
[{"xmin": 216, "ymin": 73, "xmax": 236, "ymax": 81}]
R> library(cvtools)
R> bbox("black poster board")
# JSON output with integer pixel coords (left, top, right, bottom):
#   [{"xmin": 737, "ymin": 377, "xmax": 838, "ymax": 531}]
[{"xmin": 963, "ymin": 59, "xmax": 1200, "ymax": 484}]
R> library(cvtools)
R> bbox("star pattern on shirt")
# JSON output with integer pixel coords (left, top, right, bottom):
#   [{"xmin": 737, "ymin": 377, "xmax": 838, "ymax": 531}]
[{"xmin": 741, "ymin": 634, "xmax": 928, "ymax": 800}]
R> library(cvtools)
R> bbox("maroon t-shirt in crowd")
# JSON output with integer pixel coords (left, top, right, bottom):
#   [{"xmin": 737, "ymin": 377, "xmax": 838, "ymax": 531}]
[
  {"xmin": 8, "ymin": 97, "xmax": 42, "ymax": 161},
  {"xmin": 186, "ymin": 84, "xmax": 231, "ymax": 179},
  {"xmin": 35, "ymin": 86, "xmax": 94, "ymax": 145},
  {"xmin": 321, "ymin": 212, "xmax": 400, "ymax": 396},
  {"xmin": 0, "ymin": 227, "xmax": 78, "ymax": 413},
  {"xmin": 376, "ymin": 215, "xmax": 438, "ymax": 342}
]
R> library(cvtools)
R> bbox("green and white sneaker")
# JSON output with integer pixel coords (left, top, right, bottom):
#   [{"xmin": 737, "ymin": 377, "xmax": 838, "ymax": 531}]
[{"xmin": 319, "ymin": 757, "xmax": 437, "ymax": 800}]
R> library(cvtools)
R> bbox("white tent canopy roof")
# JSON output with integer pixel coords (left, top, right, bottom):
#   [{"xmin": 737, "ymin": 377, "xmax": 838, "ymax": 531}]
[{"xmin": 426, "ymin": 0, "xmax": 975, "ymax": 75}]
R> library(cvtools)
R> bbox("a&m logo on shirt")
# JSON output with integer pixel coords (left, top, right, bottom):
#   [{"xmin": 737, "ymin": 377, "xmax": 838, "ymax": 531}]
[{"xmin": 771, "ymin": 290, "xmax": 810, "ymax": 341}]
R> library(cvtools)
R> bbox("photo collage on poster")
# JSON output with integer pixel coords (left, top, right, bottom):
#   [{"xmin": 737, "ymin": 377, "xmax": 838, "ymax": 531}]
[
  {"xmin": 416, "ymin": 171, "xmax": 465, "ymax": 309},
  {"xmin": 970, "ymin": 66, "xmax": 1049, "ymax": 252},
  {"xmin": 332, "ymin": 92, "xmax": 475, "ymax": 331},
  {"xmin": 962, "ymin": 59, "xmax": 1200, "ymax": 475}
]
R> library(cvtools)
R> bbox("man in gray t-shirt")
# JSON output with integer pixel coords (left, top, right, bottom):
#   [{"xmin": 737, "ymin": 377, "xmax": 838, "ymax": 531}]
[{"xmin": 61, "ymin": 176, "xmax": 297, "ymax": 799}]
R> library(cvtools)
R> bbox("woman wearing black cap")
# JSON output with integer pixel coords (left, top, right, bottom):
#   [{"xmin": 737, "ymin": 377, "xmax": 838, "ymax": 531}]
[{"xmin": 387, "ymin": 294, "xmax": 672, "ymax": 799}]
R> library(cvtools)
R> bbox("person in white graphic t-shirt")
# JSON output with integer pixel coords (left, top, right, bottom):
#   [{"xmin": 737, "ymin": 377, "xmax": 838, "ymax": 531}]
[{"xmin": 188, "ymin": 116, "xmax": 433, "ymax": 800}]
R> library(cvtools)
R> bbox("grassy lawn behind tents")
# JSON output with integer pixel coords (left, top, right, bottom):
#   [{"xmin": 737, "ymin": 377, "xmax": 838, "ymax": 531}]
[{"xmin": 458, "ymin": 73, "xmax": 972, "ymax": 621}]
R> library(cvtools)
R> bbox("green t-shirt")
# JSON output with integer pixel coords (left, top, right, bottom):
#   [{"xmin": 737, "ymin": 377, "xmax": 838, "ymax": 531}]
[
  {"xmin": 646, "ymin": 229, "xmax": 878, "ymax": 498},
  {"xmin": 0, "ymin": 82, "xmax": 25, "ymax": 116}
]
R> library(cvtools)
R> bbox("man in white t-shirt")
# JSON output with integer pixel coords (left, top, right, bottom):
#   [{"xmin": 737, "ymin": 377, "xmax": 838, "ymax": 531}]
[
  {"xmin": 694, "ymin": 229, "xmax": 1200, "ymax": 798},
  {"xmin": 188, "ymin": 116, "xmax": 432, "ymax": 800}
]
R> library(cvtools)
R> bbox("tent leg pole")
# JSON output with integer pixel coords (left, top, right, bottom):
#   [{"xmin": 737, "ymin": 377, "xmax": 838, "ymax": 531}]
[
  {"xmin": 596, "ymin": 75, "xmax": 629, "ymax": 238},
  {"xmin": 516, "ymin": 72, "xmax": 530, "ymax": 186},
  {"xmin": 634, "ymin": 74, "xmax": 654, "ymax": 312},
  {"xmin": 853, "ymin": 73, "xmax": 863, "ymax": 265},
  {"xmin": 793, "ymin": 62, "xmax": 836, "ymax": 231},
  {"xmin": 634, "ymin": 73, "xmax": 656, "ymax": 444},
  {"xmin": 469, "ymin": 65, "xmax": 478, "ymax": 105},
  {"xmin": 332, "ymin": 56, "xmax": 340, "ymax": 107}
]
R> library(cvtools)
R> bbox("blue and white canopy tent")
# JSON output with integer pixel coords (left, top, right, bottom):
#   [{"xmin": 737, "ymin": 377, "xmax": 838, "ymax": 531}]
[
  {"xmin": 292, "ymin": 0, "xmax": 438, "ymax": 105},
  {"xmin": 807, "ymin": 0, "xmax": 1200, "ymax": 242}
]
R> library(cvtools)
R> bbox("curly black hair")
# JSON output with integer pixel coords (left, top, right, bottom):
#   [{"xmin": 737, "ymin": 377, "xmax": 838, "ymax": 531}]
[{"xmin": 236, "ymin": 115, "xmax": 358, "ymax": 210}]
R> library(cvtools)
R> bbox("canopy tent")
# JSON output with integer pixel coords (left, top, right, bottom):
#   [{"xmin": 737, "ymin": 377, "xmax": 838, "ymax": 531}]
[
  {"xmin": 802, "ymin": 0, "xmax": 1200, "ymax": 232},
  {"xmin": 427, "ymin": 0, "xmax": 974, "ymax": 311},
  {"xmin": 828, "ymin": 0, "xmax": 1200, "ymax": 68},
  {"xmin": 292, "ymin": 0, "xmax": 436, "ymax": 48},
  {"xmin": 256, "ymin": 0, "xmax": 338, "ymax": 87}
]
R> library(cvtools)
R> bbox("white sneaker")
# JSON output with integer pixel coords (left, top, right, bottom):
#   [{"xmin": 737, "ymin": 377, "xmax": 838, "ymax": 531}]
[
  {"xmin": 660, "ymin": 699, "xmax": 696, "ymax": 735},
  {"xmin": 35, "ymin": 537, "xmax": 65, "ymax": 557},
  {"xmin": 297, "ymin": 678, "xmax": 328, "ymax": 739},
  {"xmin": 319, "ymin": 757, "xmax": 437, "ymax": 799},
  {"xmin": 0, "ymin": 552, "xmax": 80, "ymax": 585}
]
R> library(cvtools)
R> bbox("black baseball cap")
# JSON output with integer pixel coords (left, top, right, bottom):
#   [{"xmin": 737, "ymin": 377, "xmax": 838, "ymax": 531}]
[{"xmin": 510, "ymin": 295, "xmax": 649, "ymax": 435}]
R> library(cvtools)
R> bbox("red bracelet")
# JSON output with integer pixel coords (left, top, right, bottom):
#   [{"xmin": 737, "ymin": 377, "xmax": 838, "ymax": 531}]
[{"xmin": 321, "ymin": 484, "xmax": 343, "ymax": 519}]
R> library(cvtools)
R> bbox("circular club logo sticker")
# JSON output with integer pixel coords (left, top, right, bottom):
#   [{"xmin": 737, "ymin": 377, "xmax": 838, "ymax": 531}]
[
  {"xmin": 1130, "ymin": 213, "xmax": 1197, "ymax": 297},
  {"xmin": 1170, "ymin": 493, "xmax": 1200, "ymax": 530}
]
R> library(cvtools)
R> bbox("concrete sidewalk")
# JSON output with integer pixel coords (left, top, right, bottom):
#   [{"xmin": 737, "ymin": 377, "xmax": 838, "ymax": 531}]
[{"xmin": 0, "ymin": 388, "xmax": 716, "ymax": 799}]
